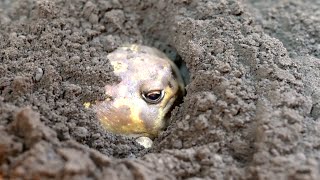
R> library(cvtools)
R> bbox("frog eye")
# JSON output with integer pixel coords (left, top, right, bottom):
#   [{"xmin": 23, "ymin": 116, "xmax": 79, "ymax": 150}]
[{"xmin": 142, "ymin": 90, "xmax": 165, "ymax": 104}]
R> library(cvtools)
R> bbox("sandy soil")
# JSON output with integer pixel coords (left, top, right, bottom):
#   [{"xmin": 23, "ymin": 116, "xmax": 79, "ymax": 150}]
[{"xmin": 1, "ymin": 0, "xmax": 320, "ymax": 179}]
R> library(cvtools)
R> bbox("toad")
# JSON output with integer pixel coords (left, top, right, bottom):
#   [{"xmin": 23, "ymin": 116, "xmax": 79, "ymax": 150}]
[{"xmin": 85, "ymin": 44, "xmax": 184, "ymax": 148}]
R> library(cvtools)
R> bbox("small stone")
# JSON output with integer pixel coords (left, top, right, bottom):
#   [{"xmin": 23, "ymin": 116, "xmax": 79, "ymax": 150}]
[
  {"xmin": 135, "ymin": 136, "xmax": 153, "ymax": 148},
  {"xmin": 34, "ymin": 68, "xmax": 43, "ymax": 81}
]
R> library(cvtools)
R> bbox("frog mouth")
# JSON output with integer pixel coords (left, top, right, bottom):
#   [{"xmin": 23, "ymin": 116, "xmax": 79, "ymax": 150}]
[{"xmin": 162, "ymin": 95, "xmax": 177, "ymax": 118}]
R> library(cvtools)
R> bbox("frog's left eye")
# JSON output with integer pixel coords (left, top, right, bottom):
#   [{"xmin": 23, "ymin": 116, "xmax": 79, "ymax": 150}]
[{"xmin": 142, "ymin": 90, "xmax": 165, "ymax": 104}]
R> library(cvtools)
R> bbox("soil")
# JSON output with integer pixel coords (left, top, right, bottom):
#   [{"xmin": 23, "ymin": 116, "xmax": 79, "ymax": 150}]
[{"xmin": 1, "ymin": 0, "xmax": 320, "ymax": 179}]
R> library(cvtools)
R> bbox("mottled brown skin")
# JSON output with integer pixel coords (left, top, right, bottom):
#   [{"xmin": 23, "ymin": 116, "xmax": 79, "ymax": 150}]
[{"xmin": 88, "ymin": 44, "xmax": 184, "ymax": 138}]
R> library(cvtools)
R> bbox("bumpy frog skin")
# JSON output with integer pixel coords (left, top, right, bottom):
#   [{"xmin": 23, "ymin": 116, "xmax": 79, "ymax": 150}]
[{"xmin": 88, "ymin": 44, "xmax": 184, "ymax": 138}]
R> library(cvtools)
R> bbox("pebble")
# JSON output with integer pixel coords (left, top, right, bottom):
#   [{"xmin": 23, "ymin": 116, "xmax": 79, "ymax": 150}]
[
  {"xmin": 135, "ymin": 136, "xmax": 153, "ymax": 148},
  {"xmin": 34, "ymin": 68, "xmax": 44, "ymax": 81}
]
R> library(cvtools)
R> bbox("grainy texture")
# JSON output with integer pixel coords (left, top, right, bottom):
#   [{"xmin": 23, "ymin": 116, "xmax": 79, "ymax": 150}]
[{"xmin": 0, "ymin": 0, "xmax": 319, "ymax": 179}]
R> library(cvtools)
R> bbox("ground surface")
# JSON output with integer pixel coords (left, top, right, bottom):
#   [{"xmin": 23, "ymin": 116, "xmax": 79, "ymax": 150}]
[{"xmin": 1, "ymin": 0, "xmax": 320, "ymax": 179}]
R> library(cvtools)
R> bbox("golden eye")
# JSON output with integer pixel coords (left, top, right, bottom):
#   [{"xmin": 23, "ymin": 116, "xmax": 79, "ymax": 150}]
[{"xmin": 142, "ymin": 90, "xmax": 165, "ymax": 104}]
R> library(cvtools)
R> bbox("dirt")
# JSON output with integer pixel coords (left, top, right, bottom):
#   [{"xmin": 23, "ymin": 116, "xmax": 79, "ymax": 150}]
[{"xmin": 0, "ymin": 0, "xmax": 320, "ymax": 179}]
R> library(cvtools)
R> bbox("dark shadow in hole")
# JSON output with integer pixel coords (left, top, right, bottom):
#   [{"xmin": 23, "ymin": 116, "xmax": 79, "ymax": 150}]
[{"xmin": 144, "ymin": 39, "xmax": 190, "ymax": 86}]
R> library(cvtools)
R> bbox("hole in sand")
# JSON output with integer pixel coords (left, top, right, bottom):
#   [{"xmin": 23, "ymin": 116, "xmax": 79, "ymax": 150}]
[
  {"xmin": 89, "ymin": 43, "xmax": 189, "ymax": 150},
  {"xmin": 147, "ymin": 41, "xmax": 190, "ymax": 85}
]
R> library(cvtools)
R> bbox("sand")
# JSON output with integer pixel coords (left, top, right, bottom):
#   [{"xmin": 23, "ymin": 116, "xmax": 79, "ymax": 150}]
[{"xmin": 1, "ymin": 0, "xmax": 320, "ymax": 179}]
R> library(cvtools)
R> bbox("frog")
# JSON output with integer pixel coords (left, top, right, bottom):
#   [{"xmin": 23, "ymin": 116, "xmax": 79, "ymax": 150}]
[{"xmin": 85, "ymin": 44, "xmax": 185, "ymax": 148}]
